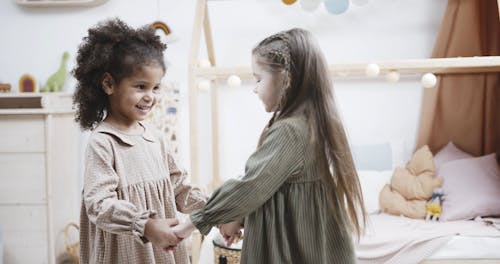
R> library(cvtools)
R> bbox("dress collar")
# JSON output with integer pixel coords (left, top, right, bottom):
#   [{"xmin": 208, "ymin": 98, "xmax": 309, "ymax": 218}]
[{"xmin": 95, "ymin": 122, "xmax": 156, "ymax": 146}]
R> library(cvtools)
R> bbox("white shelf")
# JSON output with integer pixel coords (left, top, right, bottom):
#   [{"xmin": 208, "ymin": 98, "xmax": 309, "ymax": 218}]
[
  {"xmin": 0, "ymin": 92, "xmax": 73, "ymax": 111},
  {"xmin": 16, "ymin": 0, "xmax": 108, "ymax": 7},
  {"xmin": 0, "ymin": 109, "xmax": 75, "ymax": 115},
  {"xmin": 0, "ymin": 92, "xmax": 81, "ymax": 264}
]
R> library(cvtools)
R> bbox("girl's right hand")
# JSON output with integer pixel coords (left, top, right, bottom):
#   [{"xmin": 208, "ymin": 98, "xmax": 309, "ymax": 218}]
[
  {"xmin": 218, "ymin": 220, "xmax": 243, "ymax": 247},
  {"xmin": 144, "ymin": 218, "xmax": 181, "ymax": 249}
]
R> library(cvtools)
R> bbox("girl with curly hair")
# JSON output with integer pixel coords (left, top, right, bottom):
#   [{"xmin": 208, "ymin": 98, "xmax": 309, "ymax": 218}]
[{"xmin": 73, "ymin": 18, "xmax": 206, "ymax": 264}]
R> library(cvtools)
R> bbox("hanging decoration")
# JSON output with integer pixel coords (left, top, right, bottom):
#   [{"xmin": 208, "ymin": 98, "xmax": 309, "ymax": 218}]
[
  {"xmin": 151, "ymin": 1, "xmax": 178, "ymax": 44},
  {"xmin": 281, "ymin": 0, "xmax": 368, "ymax": 15},
  {"xmin": 151, "ymin": 21, "xmax": 178, "ymax": 44},
  {"xmin": 152, "ymin": 21, "xmax": 171, "ymax": 35},
  {"xmin": 300, "ymin": 0, "xmax": 321, "ymax": 12},
  {"xmin": 324, "ymin": 0, "xmax": 349, "ymax": 14},
  {"xmin": 282, "ymin": 0, "xmax": 298, "ymax": 5}
]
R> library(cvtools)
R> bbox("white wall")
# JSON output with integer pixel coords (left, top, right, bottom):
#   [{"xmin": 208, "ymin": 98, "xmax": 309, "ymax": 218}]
[
  {"xmin": 197, "ymin": 0, "xmax": 447, "ymax": 183},
  {"xmin": 0, "ymin": 0, "xmax": 447, "ymax": 187}
]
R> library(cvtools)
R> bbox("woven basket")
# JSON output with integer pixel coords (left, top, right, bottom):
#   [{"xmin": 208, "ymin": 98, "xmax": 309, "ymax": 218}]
[
  {"xmin": 213, "ymin": 240, "xmax": 241, "ymax": 264},
  {"xmin": 64, "ymin": 223, "xmax": 80, "ymax": 264}
]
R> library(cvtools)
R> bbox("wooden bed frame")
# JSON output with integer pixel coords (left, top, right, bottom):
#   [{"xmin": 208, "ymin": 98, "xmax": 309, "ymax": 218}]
[{"xmin": 187, "ymin": 0, "xmax": 500, "ymax": 263}]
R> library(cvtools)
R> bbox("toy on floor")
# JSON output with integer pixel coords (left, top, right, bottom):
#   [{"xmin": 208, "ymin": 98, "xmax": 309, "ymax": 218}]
[
  {"xmin": 425, "ymin": 188, "xmax": 445, "ymax": 221},
  {"xmin": 41, "ymin": 52, "xmax": 69, "ymax": 92}
]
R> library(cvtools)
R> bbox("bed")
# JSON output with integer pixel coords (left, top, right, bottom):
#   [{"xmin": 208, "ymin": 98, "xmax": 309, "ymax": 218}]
[
  {"xmin": 194, "ymin": 142, "xmax": 500, "ymax": 264},
  {"xmin": 196, "ymin": 214, "xmax": 500, "ymax": 264},
  {"xmin": 357, "ymin": 213, "xmax": 500, "ymax": 264},
  {"xmin": 355, "ymin": 140, "xmax": 500, "ymax": 264}
]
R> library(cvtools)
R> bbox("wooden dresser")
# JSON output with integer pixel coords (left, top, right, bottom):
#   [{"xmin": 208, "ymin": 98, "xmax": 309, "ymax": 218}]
[{"xmin": 0, "ymin": 93, "xmax": 81, "ymax": 263}]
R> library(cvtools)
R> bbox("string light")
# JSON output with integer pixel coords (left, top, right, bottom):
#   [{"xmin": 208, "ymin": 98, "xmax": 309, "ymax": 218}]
[
  {"xmin": 365, "ymin": 63, "xmax": 380, "ymax": 77},
  {"xmin": 421, "ymin": 73, "xmax": 437, "ymax": 88},
  {"xmin": 385, "ymin": 70, "xmax": 400, "ymax": 82},
  {"xmin": 227, "ymin": 75, "xmax": 242, "ymax": 87}
]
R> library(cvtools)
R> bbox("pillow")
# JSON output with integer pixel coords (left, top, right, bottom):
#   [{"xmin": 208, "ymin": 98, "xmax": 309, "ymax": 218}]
[
  {"xmin": 440, "ymin": 153, "xmax": 500, "ymax": 221},
  {"xmin": 357, "ymin": 170, "xmax": 392, "ymax": 214},
  {"xmin": 391, "ymin": 145, "xmax": 441, "ymax": 200},
  {"xmin": 352, "ymin": 143, "xmax": 392, "ymax": 171},
  {"xmin": 379, "ymin": 145, "xmax": 442, "ymax": 219},
  {"xmin": 434, "ymin": 142, "xmax": 473, "ymax": 172}
]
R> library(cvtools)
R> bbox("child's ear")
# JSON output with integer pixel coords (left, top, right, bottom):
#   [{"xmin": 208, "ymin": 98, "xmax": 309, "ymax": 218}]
[{"xmin": 102, "ymin": 73, "xmax": 115, "ymax": 95}]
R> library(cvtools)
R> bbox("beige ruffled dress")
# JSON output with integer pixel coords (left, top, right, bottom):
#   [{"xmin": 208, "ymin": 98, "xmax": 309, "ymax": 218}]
[{"xmin": 80, "ymin": 122, "xmax": 206, "ymax": 264}]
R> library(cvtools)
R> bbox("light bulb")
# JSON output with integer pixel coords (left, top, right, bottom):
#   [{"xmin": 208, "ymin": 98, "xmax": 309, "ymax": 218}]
[
  {"xmin": 365, "ymin": 63, "xmax": 380, "ymax": 77},
  {"xmin": 227, "ymin": 75, "xmax": 242, "ymax": 87},
  {"xmin": 421, "ymin": 73, "xmax": 437, "ymax": 88},
  {"xmin": 385, "ymin": 70, "xmax": 400, "ymax": 82}
]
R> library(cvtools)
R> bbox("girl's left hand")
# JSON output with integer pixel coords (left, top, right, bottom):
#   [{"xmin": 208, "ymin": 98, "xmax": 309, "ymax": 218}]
[{"xmin": 171, "ymin": 218, "xmax": 196, "ymax": 239}]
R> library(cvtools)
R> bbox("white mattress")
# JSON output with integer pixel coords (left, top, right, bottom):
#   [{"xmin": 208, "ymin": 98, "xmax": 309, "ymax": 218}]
[
  {"xmin": 199, "ymin": 233, "xmax": 500, "ymax": 263},
  {"xmin": 198, "ymin": 218, "xmax": 500, "ymax": 263},
  {"xmin": 427, "ymin": 235, "xmax": 500, "ymax": 260}
]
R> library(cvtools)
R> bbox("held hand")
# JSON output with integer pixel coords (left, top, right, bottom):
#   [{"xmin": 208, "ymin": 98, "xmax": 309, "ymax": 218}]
[
  {"xmin": 218, "ymin": 221, "xmax": 243, "ymax": 247},
  {"xmin": 171, "ymin": 218, "xmax": 196, "ymax": 239},
  {"xmin": 224, "ymin": 232, "xmax": 242, "ymax": 247},
  {"xmin": 144, "ymin": 218, "xmax": 181, "ymax": 250}
]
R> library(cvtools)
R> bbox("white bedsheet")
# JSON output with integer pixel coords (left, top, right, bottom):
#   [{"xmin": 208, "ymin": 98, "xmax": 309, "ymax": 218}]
[
  {"xmin": 428, "ymin": 235, "xmax": 500, "ymax": 259},
  {"xmin": 356, "ymin": 214, "xmax": 500, "ymax": 264},
  {"xmin": 196, "ymin": 214, "xmax": 500, "ymax": 264}
]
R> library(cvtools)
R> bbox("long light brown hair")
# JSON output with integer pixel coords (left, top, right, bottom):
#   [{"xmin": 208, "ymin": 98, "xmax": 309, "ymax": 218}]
[{"xmin": 253, "ymin": 28, "xmax": 366, "ymax": 238}]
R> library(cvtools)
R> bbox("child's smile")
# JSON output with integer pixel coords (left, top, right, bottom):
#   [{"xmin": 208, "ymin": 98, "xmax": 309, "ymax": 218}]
[{"xmin": 104, "ymin": 64, "xmax": 164, "ymax": 131}]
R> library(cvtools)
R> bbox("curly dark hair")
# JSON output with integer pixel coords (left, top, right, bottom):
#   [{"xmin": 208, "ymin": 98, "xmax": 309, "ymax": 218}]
[{"xmin": 72, "ymin": 18, "xmax": 167, "ymax": 130}]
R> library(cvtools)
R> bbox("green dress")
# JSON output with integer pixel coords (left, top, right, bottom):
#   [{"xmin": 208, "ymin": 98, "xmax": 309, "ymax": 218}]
[{"xmin": 190, "ymin": 116, "xmax": 355, "ymax": 264}]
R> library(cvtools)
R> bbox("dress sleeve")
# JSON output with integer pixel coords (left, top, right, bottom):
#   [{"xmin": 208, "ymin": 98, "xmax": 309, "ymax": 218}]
[
  {"xmin": 83, "ymin": 137, "xmax": 155, "ymax": 243},
  {"xmin": 190, "ymin": 121, "xmax": 305, "ymax": 235},
  {"xmin": 168, "ymin": 154, "xmax": 208, "ymax": 213}
]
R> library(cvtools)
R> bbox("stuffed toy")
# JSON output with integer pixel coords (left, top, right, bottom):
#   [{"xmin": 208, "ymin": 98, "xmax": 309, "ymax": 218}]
[
  {"xmin": 41, "ymin": 52, "xmax": 69, "ymax": 92},
  {"xmin": 425, "ymin": 188, "xmax": 445, "ymax": 221},
  {"xmin": 379, "ymin": 145, "xmax": 443, "ymax": 219}
]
